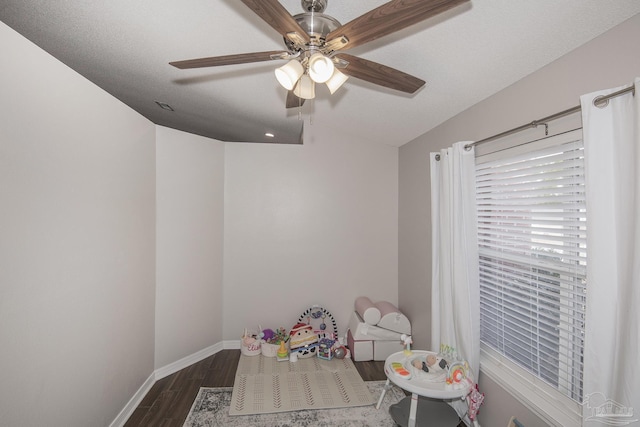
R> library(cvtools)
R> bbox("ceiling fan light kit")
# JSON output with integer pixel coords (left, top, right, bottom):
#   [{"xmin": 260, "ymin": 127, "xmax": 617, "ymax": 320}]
[
  {"xmin": 275, "ymin": 3, "xmax": 345, "ymax": 99},
  {"xmin": 275, "ymin": 51, "xmax": 340, "ymax": 97},
  {"xmin": 170, "ymin": 0, "xmax": 469, "ymax": 108}
]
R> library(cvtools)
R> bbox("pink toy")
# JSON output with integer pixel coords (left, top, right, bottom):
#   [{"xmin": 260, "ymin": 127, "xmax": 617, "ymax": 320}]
[
  {"xmin": 467, "ymin": 383, "xmax": 485, "ymax": 421},
  {"xmin": 240, "ymin": 329, "xmax": 261, "ymax": 356}
]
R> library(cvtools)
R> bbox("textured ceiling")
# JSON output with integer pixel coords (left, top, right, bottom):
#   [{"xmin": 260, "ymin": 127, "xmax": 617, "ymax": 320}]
[{"xmin": 1, "ymin": 1, "xmax": 639, "ymax": 146}]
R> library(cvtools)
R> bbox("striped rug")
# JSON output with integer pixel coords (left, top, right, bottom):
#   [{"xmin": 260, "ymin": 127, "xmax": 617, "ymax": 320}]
[{"xmin": 228, "ymin": 354, "xmax": 375, "ymax": 416}]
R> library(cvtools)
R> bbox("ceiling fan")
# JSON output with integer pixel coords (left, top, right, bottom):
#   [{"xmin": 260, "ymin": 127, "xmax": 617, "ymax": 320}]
[{"xmin": 170, "ymin": 0, "xmax": 468, "ymax": 108}]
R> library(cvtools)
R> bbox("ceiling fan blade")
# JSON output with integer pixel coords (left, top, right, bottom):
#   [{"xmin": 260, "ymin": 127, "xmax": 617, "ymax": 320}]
[
  {"xmin": 240, "ymin": 0, "xmax": 311, "ymax": 43},
  {"xmin": 326, "ymin": 0, "xmax": 468, "ymax": 51},
  {"xmin": 170, "ymin": 50, "xmax": 289, "ymax": 69},
  {"xmin": 335, "ymin": 53, "xmax": 425, "ymax": 94},
  {"xmin": 286, "ymin": 90, "xmax": 305, "ymax": 109}
]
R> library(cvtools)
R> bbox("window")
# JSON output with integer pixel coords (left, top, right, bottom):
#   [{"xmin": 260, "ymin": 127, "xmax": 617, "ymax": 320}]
[{"xmin": 475, "ymin": 130, "xmax": 586, "ymax": 424}]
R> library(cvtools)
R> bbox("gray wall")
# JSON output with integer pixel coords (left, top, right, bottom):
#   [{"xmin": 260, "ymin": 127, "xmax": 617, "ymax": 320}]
[
  {"xmin": 398, "ymin": 13, "xmax": 640, "ymax": 427},
  {"xmin": 155, "ymin": 126, "xmax": 225, "ymax": 369},
  {"xmin": 222, "ymin": 138, "xmax": 398, "ymax": 341},
  {"xmin": 0, "ymin": 22, "xmax": 156, "ymax": 426}
]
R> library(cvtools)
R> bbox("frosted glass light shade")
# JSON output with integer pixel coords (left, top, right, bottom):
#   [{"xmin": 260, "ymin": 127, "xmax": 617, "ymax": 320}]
[
  {"xmin": 308, "ymin": 53, "xmax": 335, "ymax": 84},
  {"xmin": 293, "ymin": 75, "xmax": 315, "ymax": 99},
  {"xmin": 325, "ymin": 69, "xmax": 348, "ymax": 94},
  {"xmin": 275, "ymin": 60, "xmax": 304, "ymax": 90}
]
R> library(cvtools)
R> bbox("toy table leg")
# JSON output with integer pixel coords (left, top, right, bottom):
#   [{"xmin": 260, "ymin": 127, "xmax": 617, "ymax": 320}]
[
  {"xmin": 461, "ymin": 411, "xmax": 482, "ymax": 427},
  {"xmin": 375, "ymin": 378, "xmax": 392, "ymax": 409},
  {"xmin": 455, "ymin": 396, "xmax": 482, "ymax": 427},
  {"xmin": 408, "ymin": 393, "xmax": 418, "ymax": 427}
]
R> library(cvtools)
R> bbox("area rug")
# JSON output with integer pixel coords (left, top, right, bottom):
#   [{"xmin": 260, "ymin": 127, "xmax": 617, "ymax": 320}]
[
  {"xmin": 183, "ymin": 380, "xmax": 406, "ymax": 427},
  {"xmin": 229, "ymin": 355, "xmax": 376, "ymax": 416}
]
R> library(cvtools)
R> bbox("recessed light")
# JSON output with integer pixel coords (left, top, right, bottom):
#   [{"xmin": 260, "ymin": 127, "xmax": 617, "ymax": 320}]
[
  {"xmin": 265, "ymin": 132, "xmax": 275, "ymax": 138},
  {"xmin": 155, "ymin": 101, "xmax": 174, "ymax": 111}
]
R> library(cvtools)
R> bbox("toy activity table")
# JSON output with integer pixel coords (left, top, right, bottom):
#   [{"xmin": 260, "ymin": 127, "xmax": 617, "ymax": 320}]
[{"xmin": 377, "ymin": 350, "xmax": 477, "ymax": 427}]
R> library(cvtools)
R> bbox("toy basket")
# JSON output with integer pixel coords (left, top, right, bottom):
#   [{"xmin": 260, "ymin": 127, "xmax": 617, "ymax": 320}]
[
  {"xmin": 240, "ymin": 329, "xmax": 261, "ymax": 356},
  {"xmin": 261, "ymin": 341, "xmax": 286, "ymax": 357}
]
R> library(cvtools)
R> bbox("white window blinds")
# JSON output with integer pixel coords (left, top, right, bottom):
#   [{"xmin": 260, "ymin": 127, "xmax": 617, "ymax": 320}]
[{"xmin": 475, "ymin": 131, "xmax": 587, "ymax": 403}]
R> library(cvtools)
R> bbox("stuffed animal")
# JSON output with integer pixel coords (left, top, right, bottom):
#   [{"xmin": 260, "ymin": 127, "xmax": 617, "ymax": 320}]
[
  {"xmin": 260, "ymin": 328, "xmax": 275, "ymax": 342},
  {"xmin": 289, "ymin": 323, "xmax": 318, "ymax": 358}
]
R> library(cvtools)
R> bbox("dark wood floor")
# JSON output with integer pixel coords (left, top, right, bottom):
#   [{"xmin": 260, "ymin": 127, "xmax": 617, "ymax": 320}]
[
  {"xmin": 124, "ymin": 349, "xmax": 387, "ymax": 426},
  {"xmin": 124, "ymin": 349, "xmax": 465, "ymax": 426}
]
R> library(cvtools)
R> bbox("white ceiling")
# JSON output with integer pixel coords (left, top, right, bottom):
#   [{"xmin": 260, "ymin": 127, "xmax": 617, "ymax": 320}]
[{"xmin": 1, "ymin": 1, "xmax": 639, "ymax": 147}]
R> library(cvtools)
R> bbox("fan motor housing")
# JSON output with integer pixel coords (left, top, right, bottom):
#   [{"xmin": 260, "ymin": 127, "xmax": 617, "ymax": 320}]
[{"xmin": 285, "ymin": 12, "xmax": 341, "ymax": 52}]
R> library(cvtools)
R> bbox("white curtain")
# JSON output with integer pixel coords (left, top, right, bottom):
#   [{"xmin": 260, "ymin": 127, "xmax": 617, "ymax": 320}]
[
  {"xmin": 430, "ymin": 141, "xmax": 480, "ymax": 381},
  {"xmin": 581, "ymin": 78, "xmax": 640, "ymax": 425}
]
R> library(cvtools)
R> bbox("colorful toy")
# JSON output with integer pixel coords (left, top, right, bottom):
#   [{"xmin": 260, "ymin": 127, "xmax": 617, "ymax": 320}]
[
  {"xmin": 439, "ymin": 343, "xmax": 459, "ymax": 361},
  {"xmin": 298, "ymin": 305, "xmax": 338, "ymax": 342},
  {"xmin": 411, "ymin": 354, "xmax": 448, "ymax": 372},
  {"xmin": 276, "ymin": 340, "xmax": 289, "ymax": 361},
  {"xmin": 446, "ymin": 361, "xmax": 468, "ymax": 388},
  {"xmin": 400, "ymin": 334, "xmax": 413, "ymax": 356},
  {"xmin": 390, "ymin": 361, "xmax": 412, "ymax": 379},
  {"xmin": 333, "ymin": 345, "xmax": 347, "ymax": 359},
  {"xmin": 449, "ymin": 365, "xmax": 465, "ymax": 383},
  {"xmin": 310, "ymin": 310, "xmax": 328, "ymax": 330},
  {"xmin": 259, "ymin": 327, "xmax": 289, "ymax": 357},
  {"xmin": 289, "ymin": 322, "xmax": 318, "ymax": 358},
  {"xmin": 317, "ymin": 338, "xmax": 336, "ymax": 360},
  {"xmin": 412, "ymin": 353, "xmax": 448, "ymax": 373},
  {"xmin": 260, "ymin": 328, "xmax": 275, "ymax": 342}
]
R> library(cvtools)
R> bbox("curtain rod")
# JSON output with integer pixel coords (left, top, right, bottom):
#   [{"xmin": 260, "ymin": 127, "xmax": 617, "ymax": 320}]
[{"xmin": 465, "ymin": 83, "xmax": 636, "ymax": 150}]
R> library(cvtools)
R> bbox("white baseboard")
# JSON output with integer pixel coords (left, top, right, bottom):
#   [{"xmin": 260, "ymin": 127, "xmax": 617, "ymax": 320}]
[
  {"xmin": 224, "ymin": 339, "xmax": 241, "ymax": 349},
  {"xmin": 112, "ymin": 340, "xmax": 228, "ymax": 427},
  {"xmin": 109, "ymin": 372, "xmax": 155, "ymax": 427},
  {"xmin": 155, "ymin": 341, "xmax": 225, "ymax": 380}
]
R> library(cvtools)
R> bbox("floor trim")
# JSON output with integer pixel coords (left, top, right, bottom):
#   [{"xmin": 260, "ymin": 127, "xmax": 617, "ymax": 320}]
[
  {"xmin": 112, "ymin": 341, "xmax": 236, "ymax": 426},
  {"xmin": 109, "ymin": 372, "xmax": 155, "ymax": 427},
  {"xmin": 155, "ymin": 342, "xmax": 224, "ymax": 380}
]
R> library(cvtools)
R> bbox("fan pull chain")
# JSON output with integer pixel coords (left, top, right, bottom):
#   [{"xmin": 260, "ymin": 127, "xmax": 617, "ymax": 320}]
[{"xmin": 297, "ymin": 100, "xmax": 314, "ymax": 127}]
